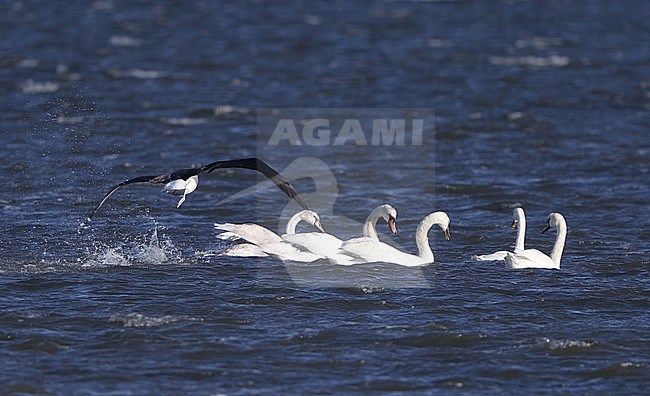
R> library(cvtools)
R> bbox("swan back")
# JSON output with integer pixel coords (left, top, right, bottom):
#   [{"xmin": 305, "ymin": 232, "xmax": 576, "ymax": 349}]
[
  {"xmin": 214, "ymin": 222, "xmax": 282, "ymax": 245},
  {"xmin": 505, "ymin": 249, "xmax": 556, "ymax": 269},
  {"xmin": 282, "ymin": 232, "xmax": 343, "ymax": 257}
]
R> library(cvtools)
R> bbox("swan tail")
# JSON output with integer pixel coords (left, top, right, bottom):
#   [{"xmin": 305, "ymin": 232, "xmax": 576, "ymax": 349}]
[
  {"xmin": 473, "ymin": 251, "xmax": 509, "ymax": 261},
  {"xmin": 216, "ymin": 232, "xmax": 242, "ymax": 241}
]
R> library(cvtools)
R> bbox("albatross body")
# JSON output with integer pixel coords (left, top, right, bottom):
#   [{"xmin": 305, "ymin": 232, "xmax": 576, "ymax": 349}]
[{"xmin": 89, "ymin": 158, "xmax": 308, "ymax": 219}]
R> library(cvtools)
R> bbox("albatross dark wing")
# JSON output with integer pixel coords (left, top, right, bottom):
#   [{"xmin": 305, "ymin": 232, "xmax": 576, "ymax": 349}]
[
  {"xmin": 89, "ymin": 158, "xmax": 308, "ymax": 220},
  {"xmin": 88, "ymin": 174, "xmax": 171, "ymax": 219},
  {"xmin": 203, "ymin": 158, "xmax": 309, "ymax": 210}
]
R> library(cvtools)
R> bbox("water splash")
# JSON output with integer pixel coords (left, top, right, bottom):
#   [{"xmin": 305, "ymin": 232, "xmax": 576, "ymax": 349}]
[
  {"xmin": 132, "ymin": 228, "xmax": 172, "ymax": 264},
  {"xmin": 81, "ymin": 227, "xmax": 180, "ymax": 268}
]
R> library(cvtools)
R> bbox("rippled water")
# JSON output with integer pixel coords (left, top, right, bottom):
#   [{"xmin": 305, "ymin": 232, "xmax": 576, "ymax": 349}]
[{"xmin": 1, "ymin": 0, "xmax": 649, "ymax": 394}]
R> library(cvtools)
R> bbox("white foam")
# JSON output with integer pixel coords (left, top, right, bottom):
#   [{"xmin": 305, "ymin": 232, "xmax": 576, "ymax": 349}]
[
  {"xmin": 57, "ymin": 115, "xmax": 85, "ymax": 124},
  {"xmin": 83, "ymin": 247, "xmax": 130, "ymax": 268},
  {"xmin": 18, "ymin": 58, "xmax": 39, "ymax": 68},
  {"xmin": 514, "ymin": 37, "xmax": 564, "ymax": 50},
  {"xmin": 108, "ymin": 68, "xmax": 164, "ymax": 79},
  {"xmin": 213, "ymin": 105, "xmax": 251, "ymax": 117},
  {"xmin": 537, "ymin": 338, "xmax": 597, "ymax": 350},
  {"xmin": 163, "ymin": 117, "xmax": 207, "ymax": 126},
  {"xmin": 428, "ymin": 38, "xmax": 454, "ymax": 48},
  {"xmin": 489, "ymin": 55, "xmax": 569, "ymax": 68},
  {"xmin": 20, "ymin": 79, "xmax": 60, "ymax": 94},
  {"xmin": 109, "ymin": 35, "xmax": 142, "ymax": 47},
  {"xmin": 109, "ymin": 313, "xmax": 196, "ymax": 328}
]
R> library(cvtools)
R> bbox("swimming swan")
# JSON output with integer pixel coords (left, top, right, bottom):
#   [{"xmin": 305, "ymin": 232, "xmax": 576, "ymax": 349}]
[
  {"xmin": 340, "ymin": 211, "xmax": 451, "ymax": 266},
  {"xmin": 282, "ymin": 204, "xmax": 398, "ymax": 265},
  {"xmin": 215, "ymin": 210, "xmax": 325, "ymax": 261},
  {"xmin": 504, "ymin": 212, "xmax": 566, "ymax": 270},
  {"xmin": 473, "ymin": 208, "xmax": 526, "ymax": 261}
]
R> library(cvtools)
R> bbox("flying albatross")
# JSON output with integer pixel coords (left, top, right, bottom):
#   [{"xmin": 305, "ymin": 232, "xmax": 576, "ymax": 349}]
[{"xmin": 89, "ymin": 157, "xmax": 308, "ymax": 219}]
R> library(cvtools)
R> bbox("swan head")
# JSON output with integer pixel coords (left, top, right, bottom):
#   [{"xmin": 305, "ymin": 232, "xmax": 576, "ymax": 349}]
[
  {"xmin": 542, "ymin": 212, "xmax": 564, "ymax": 234},
  {"xmin": 511, "ymin": 207, "xmax": 524, "ymax": 229},
  {"xmin": 438, "ymin": 212, "xmax": 451, "ymax": 241},
  {"xmin": 422, "ymin": 211, "xmax": 450, "ymax": 240},
  {"xmin": 379, "ymin": 204, "xmax": 398, "ymax": 234},
  {"xmin": 297, "ymin": 210, "xmax": 325, "ymax": 233}
]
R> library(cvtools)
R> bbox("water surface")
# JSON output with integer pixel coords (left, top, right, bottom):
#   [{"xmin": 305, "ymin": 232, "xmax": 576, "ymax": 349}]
[{"xmin": 1, "ymin": 0, "xmax": 649, "ymax": 394}]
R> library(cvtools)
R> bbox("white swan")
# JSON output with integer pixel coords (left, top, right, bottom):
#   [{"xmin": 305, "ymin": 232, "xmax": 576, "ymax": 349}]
[
  {"xmin": 505, "ymin": 212, "xmax": 566, "ymax": 270},
  {"xmin": 473, "ymin": 208, "xmax": 526, "ymax": 261},
  {"xmin": 340, "ymin": 211, "xmax": 451, "ymax": 267},
  {"xmin": 215, "ymin": 210, "xmax": 325, "ymax": 262},
  {"xmin": 281, "ymin": 204, "xmax": 398, "ymax": 265}
]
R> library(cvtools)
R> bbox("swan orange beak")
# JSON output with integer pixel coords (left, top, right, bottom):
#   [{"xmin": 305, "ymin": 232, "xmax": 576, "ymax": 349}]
[
  {"xmin": 444, "ymin": 227, "xmax": 451, "ymax": 241},
  {"xmin": 388, "ymin": 216, "xmax": 397, "ymax": 234},
  {"xmin": 511, "ymin": 219, "xmax": 518, "ymax": 229}
]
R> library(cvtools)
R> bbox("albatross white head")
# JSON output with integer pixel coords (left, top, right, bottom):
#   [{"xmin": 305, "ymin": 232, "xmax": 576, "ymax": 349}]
[{"xmin": 163, "ymin": 175, "xmax": 199, "ymax": 208}]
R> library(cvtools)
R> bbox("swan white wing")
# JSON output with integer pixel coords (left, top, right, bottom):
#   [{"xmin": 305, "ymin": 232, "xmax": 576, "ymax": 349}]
[
  {"xmin": 260, "ymin": 241, "xmax": 303, "ymax": 255},
  {"xmin": 214, "ymin": 222, "xmax": 282, "ymax": 245},
  {"xmin": 282, "ymin": 232, "xmax": 343, "ymax": 256},
  {"xmin": 327, "ymin": 252, "xmax": 369, "ymax": 266},
  {"xmin": 339, "ymin": 237, "xmax": 383, "ymax": 261},
  {"xmin": 219, "ymin": 240, "xmax": 323, "ymax": 262},
  {"xmin": 275, "ymin": 250, "xmax": 324, "ymax": 263},
  {"xmin": 282, "ymin": 233, "xmax": 375, "ymax": 265},
  {"xmin": 473, "ymin": 246, "xmax": 525, "ymax": 261},
  {"xmin": 341, "ymin": 238, "xmax": 428, "ymax": 267},
  {"xmin": 473, "ymin": 251, "xmax": 510, "ymax": 261},
  {"xmin": 220, "ymin": 243, "xmax": 269, "ymax": 257},
  {"xmin": 258, "ymin": 240, "xmax": 326, "ymax": 262},
  {"xmin": 505, "ymin": 249, "xmax": 558, "ymax": 269}
]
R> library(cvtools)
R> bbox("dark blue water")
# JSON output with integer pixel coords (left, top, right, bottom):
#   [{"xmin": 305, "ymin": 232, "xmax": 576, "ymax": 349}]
[{"xmin": 1, "ymin": 0, "xmax": 649, "ymax": 394}]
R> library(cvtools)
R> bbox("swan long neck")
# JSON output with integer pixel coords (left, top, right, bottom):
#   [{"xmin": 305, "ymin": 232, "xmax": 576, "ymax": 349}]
[
  {"xmin": 549, "ymin": 216, "xmax": 567, "ymax": 266},
  {"xmin": 515, "ymin": 211, "xmax": 526, "ymax": 251},
  {"xmin": 415, "ymin": 219, "xmax": 435, "ymax": 263},
  {"xmin": 414, "ymin": 212, "xmax": 448, "ymax": 262},
  {"xmin": 285, "ymin": 212, "xmax": 305, "ymax": 235},
  {"xmin": 362, "ymin": 207, "xmax": 383, "ymax": 240}
]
